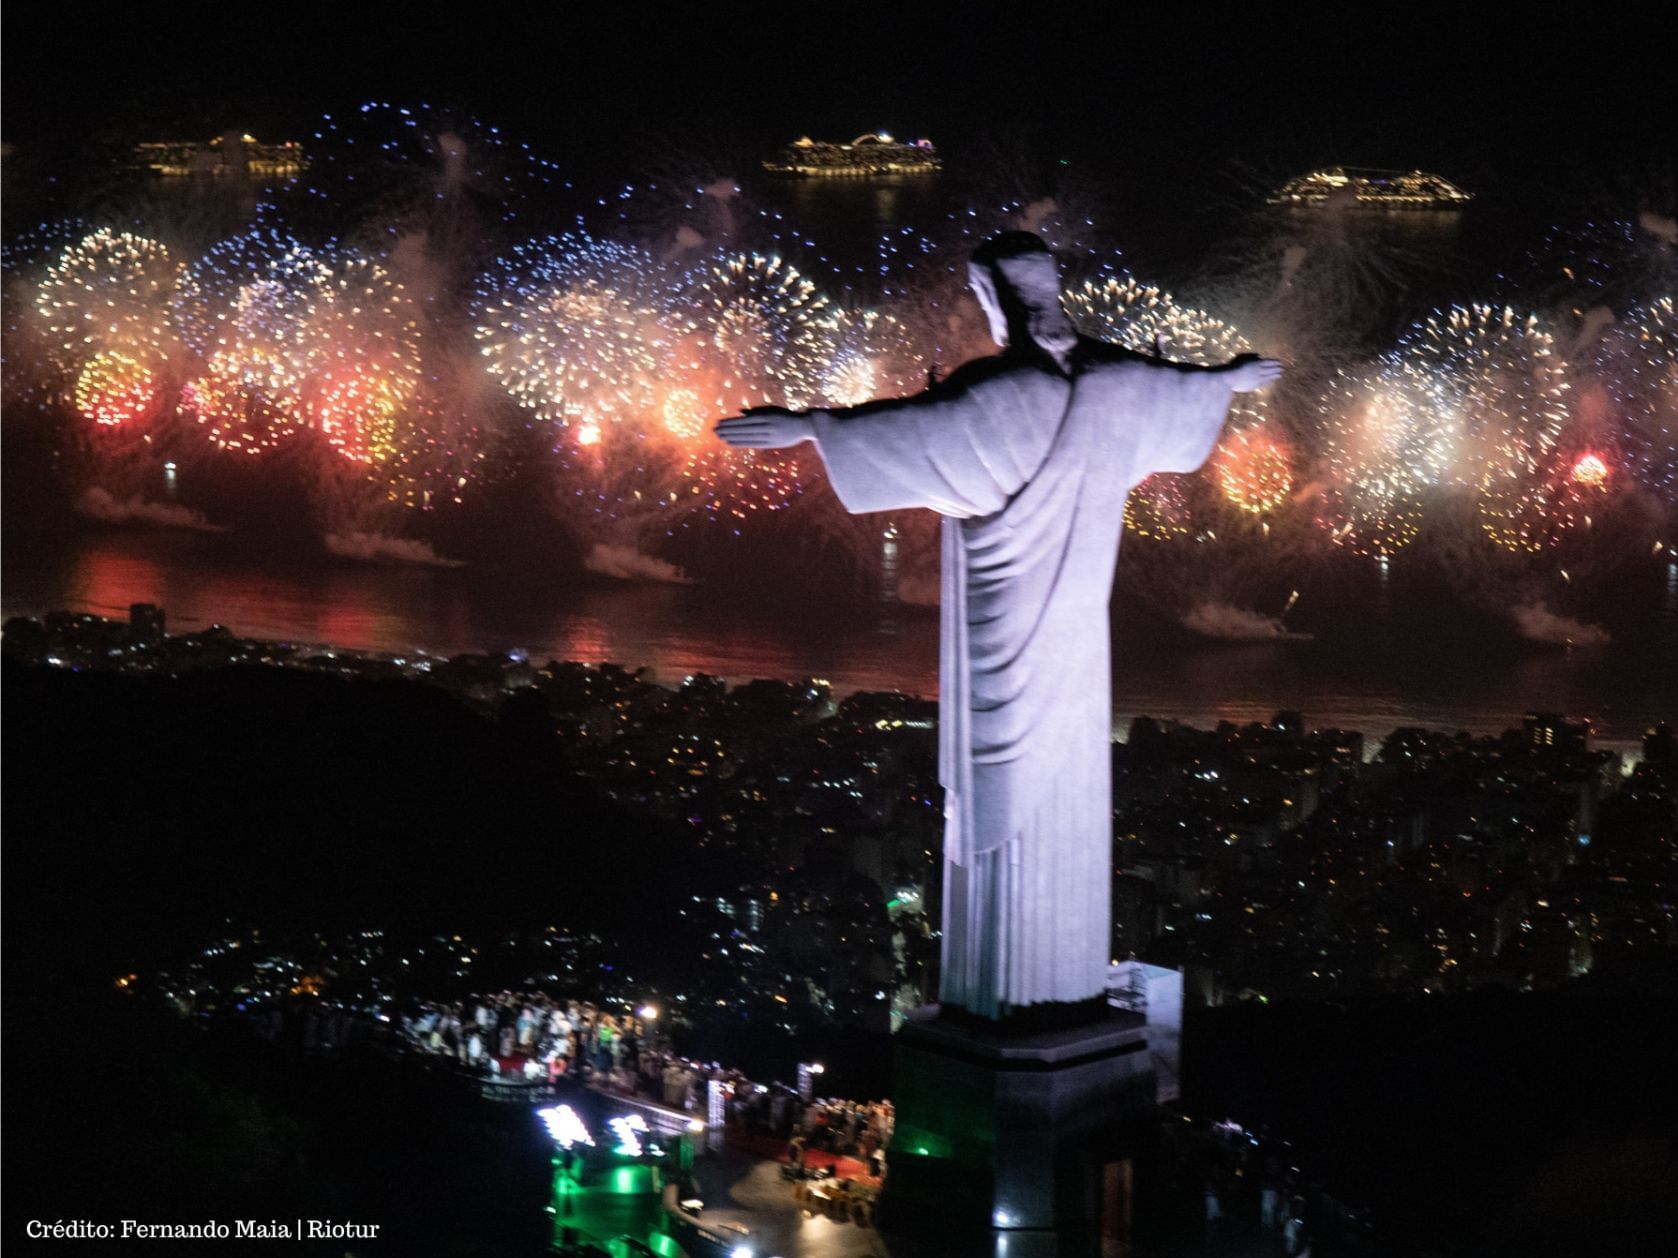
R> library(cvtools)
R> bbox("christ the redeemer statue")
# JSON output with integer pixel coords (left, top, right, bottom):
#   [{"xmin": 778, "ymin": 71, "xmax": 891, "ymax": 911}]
[{"xmin": 718, "ymin": 232, "xmax": 1282, "ymax": 1022}]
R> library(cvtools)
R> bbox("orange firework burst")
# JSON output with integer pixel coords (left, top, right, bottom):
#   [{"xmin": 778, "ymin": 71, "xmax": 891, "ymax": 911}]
[
  {"xmin": 182, "ymin": 355, "xmax": 300, "ymax": 454},
  {"xmin": 1213, "ymin": 425, "xmax": 1293, "ymax": 515},
  {"xmin": 306, "ymin": 364, "xmax": 404, "ymax": 465},
  {"xmin": 1570, "ymin": 452, "xmax": 1610, "ymax": 487},
  {"xmin": 661, "ymin": 388, "xmax": 708, "ymax": 440},
  {"xmin": 73, "ymin": 350, "xmax": 160, "ymax": 428}
]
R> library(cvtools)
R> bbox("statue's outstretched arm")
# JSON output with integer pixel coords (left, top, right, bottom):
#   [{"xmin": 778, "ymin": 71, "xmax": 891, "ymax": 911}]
[
  {"xmin": 714, "ymin": 406, "xmax": 813, "ymax": 450},
  {"xmin": 1133, "ymin": 355, "xmax": 1284, "ymax": 477},
  {"xmin": 1140, "ymin": 352, "xmax": 1284, "ymax": 392},
  {"xmin": 713, "ymin": 369, "xmax": 978, "ymax": 451},
  {"xmin": 1220, "ymin": 355, "xmax": 1285, "ymax": 392}
]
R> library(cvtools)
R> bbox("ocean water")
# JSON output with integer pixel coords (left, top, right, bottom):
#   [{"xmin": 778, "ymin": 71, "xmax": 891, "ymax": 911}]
[{"xmin": 5, "ymin": 527, "xmax": 1674, "ymax": 752}]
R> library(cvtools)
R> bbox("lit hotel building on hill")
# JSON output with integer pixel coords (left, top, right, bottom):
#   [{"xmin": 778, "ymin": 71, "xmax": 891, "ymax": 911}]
[
  {"xmin": 1269, "ymin": 166, "xmax": 1471, "ymax": 209},
  {"xmin": 764, "ymin": 133, "xmax": 941, "ymax": 178}
]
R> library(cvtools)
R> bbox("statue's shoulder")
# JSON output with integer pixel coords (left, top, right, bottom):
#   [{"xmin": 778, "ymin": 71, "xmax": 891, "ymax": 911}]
[
  {"xmin": 929, "ymin": 352, "xmax": 1061, "ymax": 403},
  {"xmin": 936, "ymin": 354, "xmax": 1012, "ymax": 391},
  {"xmin": 1074, "ymin": 337, "xmax": 1157, "ymax": 374}
]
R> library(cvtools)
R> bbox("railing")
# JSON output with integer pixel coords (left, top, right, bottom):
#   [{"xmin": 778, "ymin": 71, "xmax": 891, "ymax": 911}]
[{"xmin": 472, "ymin": 1075, "xmax": 561, "ymax": 1104}]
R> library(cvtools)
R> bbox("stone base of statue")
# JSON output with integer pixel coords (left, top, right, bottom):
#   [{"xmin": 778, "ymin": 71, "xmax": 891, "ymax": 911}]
[{"xmin": 879, "ymin": 1003, "xmax": 1156, "ymax": 1247}]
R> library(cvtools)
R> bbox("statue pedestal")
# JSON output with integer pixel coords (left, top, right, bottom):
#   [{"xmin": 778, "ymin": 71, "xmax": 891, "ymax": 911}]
[{"xmin": 882, "ymin": 1004, "xmax": 1156, "ymax": 1242}]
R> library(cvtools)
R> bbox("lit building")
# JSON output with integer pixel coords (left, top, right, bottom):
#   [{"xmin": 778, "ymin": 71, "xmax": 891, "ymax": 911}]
[
  {"xmin": 129, "ymin": 603, "xmax": 166, "ymax": 644},
  {"xmin": 1268, "ymin": 166, "xmax": 1471, "ymax": 209},
  {"xmin": 764, "ymin": 132, "xmax": 941, "ymax": 178},
  {"xmin": 1522, "ymin": 711, "xmax": 1590, "ymax": 756},
  {"xmin": 1643, "ymin": 722, "xmax": 1675, "ymax": 769}
]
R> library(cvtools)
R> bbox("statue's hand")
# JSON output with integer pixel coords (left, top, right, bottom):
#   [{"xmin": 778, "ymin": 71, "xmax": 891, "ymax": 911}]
[
  {"xmin": 714, "ymin": 407, "xmax": 816, "ymax": 449},
  {"xmin": 1226, "ymin": 356, "xmax": 1285, "ymax": 393}
]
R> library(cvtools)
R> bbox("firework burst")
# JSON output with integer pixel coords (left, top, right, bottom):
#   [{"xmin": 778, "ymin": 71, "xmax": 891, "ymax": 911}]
[
  {"xmin": 1593, "ymin": 295, "xmax": 1677, "ymax": 502},
  {"xmin": 1124, "ymin": 475, "xmax": 1195, "ymax": 540},
  {"xmin": 674, "ymin": 251, "xmax": 838, "ymax": 411},
  {"xmin": 474, "ymin": 234, "xmax": 671, "ymax": 431},
  {"xmin": 821, "ymin": 306, "xmax": 930, "ymax": 407},
  {"xmin": 73, "ymin": 349, "xmax": 161, "ymax": 428},
  {"xmin": 1213, "ymin": 424, "xmax": 1293, "ymax": 515},
  {"xmin": 283, "ymin": 253, "xmax": 424, "ymax": 464},
  {"xmin": 1391, "ymin": 303, "xmax": 1570, "ymax": 487},
  {"xmin": 1063, "ymin": 273, "xmax": 1248, "ymax": 365},
  {"xmin": 34, "ymin": 229, "xmax": 181, "ymax": 387}
]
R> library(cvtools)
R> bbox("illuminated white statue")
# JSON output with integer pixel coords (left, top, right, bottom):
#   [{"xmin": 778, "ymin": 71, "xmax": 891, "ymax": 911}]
[{"xmin": 717, "ymin": 233, "xmax": 1281, "ymax": 1020}]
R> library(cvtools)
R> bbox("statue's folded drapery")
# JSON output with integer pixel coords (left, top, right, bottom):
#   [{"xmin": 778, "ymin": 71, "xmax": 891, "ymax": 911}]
[{"xmin": 812, "ymin": 340, "xmax": 1237, "ymax": 1018}]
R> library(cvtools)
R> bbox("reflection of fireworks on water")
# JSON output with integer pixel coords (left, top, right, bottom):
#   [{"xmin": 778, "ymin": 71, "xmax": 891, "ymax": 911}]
[
  {"xmin": 1063, "ymin": 273, "xmax": 1248, "ymax": 365},
  {"xmin": 474, "ymin": 234, "xmax": 670, "ymax": 431},
  {"xmin": 676, "ymin": 252, "xmax": 837, "ymax": 411},
  {"xmin": 73, "ymin": 350, "xmax": 159, "ymax": 428},
  {"xmin": 1392, "ymin": 304, "xmax": 1569, "ymax": 486},
  {"xmin": 34, "ymin": 229, "xmax": 181, "ymax": 381},
  {"xmin": 1593, "ymin": 295, "xmax": 1677, "ymax": 502}
]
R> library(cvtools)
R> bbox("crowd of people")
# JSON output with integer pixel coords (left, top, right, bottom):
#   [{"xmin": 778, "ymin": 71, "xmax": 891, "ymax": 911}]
[
  {"xmin": 783, "ymin": 1096, "xmax": 893, "ymax": 1179},
  {"xmin": 398, "ymin": 992, "xmax": 647, "ymax": 1085},
  {"xmin": 394, "ymin": 991, "xmax": 894, "ymax": 1175}
]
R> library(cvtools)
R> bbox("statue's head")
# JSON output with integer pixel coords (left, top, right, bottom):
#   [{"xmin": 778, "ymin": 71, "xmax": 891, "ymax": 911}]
[{"xmin": 969, "ymin": 231, "xmax": 1061, "ymax": 349}]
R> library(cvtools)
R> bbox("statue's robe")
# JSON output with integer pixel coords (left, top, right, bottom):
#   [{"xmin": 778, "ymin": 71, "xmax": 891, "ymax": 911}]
[{"xmin": 810, "ymin": 338, "xmax": 1238, "ymax": 1018}]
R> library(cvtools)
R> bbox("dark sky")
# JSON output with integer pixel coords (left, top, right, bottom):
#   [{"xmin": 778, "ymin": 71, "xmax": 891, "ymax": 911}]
[{"xmin": 3, "ymin": 2, "xmax": 1669, "ymax": 174}]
